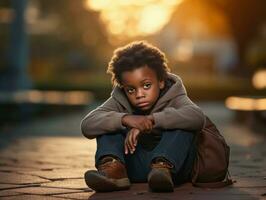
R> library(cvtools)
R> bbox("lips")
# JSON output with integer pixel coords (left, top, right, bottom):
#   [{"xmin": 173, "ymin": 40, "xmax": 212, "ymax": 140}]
[{"xmin": 136, "ymin": 102, "xmax": 149, "ymax": 107}]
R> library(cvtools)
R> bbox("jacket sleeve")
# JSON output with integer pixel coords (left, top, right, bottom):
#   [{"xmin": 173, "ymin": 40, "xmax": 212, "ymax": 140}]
[
  {"xmin": 81, "ymin": 97, "xmax": 128, "ymax": 139},
  {"xmin": 152, "ymin": 94, "xmax": 205, "ymax": 131}
]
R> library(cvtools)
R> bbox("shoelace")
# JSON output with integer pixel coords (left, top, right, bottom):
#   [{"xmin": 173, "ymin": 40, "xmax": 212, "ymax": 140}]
[
  {"xmin": 152, "ymin": 161, "xmax": 174, "ymax": 169},
  {"xmin": 98, "ymin": 157, "xmax": 117, "ymax": 171}
]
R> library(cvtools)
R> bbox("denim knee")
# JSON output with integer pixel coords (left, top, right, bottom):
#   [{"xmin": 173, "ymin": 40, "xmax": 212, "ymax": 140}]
[
  {"xmin": 151, "ymin": 129, "xmax": 196, "ymax": 176},
  {"xmin": 95, "ymin": 131, "xmax": 126, "ymax": 167},
  {"xmin": 163, "ymin": 129, "xmax": 195, "ymax": 138}
]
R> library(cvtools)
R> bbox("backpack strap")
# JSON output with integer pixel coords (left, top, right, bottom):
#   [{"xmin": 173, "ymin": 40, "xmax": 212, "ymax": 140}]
[{"xmin": 192, "ymin": 171, "xmax": 234, "ymax": 188}]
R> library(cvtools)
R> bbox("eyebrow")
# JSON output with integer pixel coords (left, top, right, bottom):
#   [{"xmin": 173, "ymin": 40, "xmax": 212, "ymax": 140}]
[
  {"xmin": 123, "ymin": 78, "xmax": 152, "ymax": 88},
  {"xmin": 140, "ymin": 78, "xmax": 151, "ymax": 83}
]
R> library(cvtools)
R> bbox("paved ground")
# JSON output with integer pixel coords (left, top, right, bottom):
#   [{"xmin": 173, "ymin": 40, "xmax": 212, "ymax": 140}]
[{"xmin": 0, "ymin": 102, "xmax": 265, "ymax": 199}]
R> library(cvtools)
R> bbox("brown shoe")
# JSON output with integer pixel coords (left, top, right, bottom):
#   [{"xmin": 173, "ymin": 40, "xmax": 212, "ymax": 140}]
[
  {"xmin": 148, "ymin": 157, "xmax": 174, "ymax": 192},
  {"xmin": 84, "ymin": 156, "xmax": 130, "ymax": 192}
]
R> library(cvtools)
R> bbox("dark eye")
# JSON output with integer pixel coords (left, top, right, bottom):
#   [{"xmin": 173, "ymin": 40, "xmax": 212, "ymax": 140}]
[
  {"xmin": 127, "ymin": 88, "xmax": 135, "ymax": 94},
  {"xmin": 143, "ymin": 83, "xmax": 151, "ymax": 89}
]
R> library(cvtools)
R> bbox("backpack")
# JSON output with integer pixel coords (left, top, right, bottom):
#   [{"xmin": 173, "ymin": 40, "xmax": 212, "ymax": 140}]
[{"xmin": 191, "ymin": 116, "xmax": 233, "ymax": 188}]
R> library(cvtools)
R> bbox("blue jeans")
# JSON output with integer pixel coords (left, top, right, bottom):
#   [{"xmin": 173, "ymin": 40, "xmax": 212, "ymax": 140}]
[{"xmin": 95, "ymin": 129, "xmax": 196, "ymax": 185}]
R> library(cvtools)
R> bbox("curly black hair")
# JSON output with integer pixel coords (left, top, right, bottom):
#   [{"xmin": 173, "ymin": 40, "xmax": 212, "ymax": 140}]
[{"xmin": 107, "ymin": 41, "xmax": 170, "ymax": 87}]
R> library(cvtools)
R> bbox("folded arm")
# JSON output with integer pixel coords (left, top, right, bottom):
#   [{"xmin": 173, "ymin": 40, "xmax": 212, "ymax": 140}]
[
  {"xmin": 81, "ymin": 97, "xmax": 128, "ymax": 139},
  {"xmin": 152, "ymin": 94, "xmax": 205, "ymax": 131}
]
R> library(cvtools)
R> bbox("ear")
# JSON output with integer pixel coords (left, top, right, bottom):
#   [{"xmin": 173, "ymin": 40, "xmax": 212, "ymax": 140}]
[{"xmin": 159, "ymin": 80, "xmax": 165, "ymax": 89}]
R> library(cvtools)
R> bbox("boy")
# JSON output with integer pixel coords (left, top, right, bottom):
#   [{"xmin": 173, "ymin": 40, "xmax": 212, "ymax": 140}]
[{"xmin": 81, "ymin": 41, "xmax": 205, "ymax": 192}]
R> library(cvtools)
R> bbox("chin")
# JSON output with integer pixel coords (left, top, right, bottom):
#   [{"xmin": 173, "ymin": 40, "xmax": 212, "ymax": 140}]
[{"xmin": 139, "ymin": 107, "xmax": 149, "ymax": 111}]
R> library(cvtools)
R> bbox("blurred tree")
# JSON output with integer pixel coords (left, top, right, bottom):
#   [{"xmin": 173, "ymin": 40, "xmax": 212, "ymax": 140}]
[
  {"xmin": 37, "ymin": 0, "xmax": 112, "ymax": 68},
  {"xmin": 27, "ymin": 0, "xmax": 115, "ymax": 88},
  {"xmin": 205, "ymin": 0, "xmax": 266, "ymax": 73}
]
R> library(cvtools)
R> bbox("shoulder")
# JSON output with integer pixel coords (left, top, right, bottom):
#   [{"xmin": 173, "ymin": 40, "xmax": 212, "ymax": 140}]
[
  {"xmin": 167, "ymin": 73, "xmax": 184, "ymax": 86},
  {"xmin": 111, "ymin": 86, "xmax": 132, "ymax": 112},
  {"xmin": 165, "ymin": 73, "xmax": 187, "ymax": 96}
]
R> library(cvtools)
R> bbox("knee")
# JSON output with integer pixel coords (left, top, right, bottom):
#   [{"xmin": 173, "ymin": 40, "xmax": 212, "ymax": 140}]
[
  {"xmin": 164, "ymin": 129, "xmax": 195, "ymax": 136},
  {"xmin": 96, "ymin": 131, "xmax": 126, "ymax": 143},
  {"xmin": 162, "ymin": 129, "xmax": 195, "ymax": 141}
]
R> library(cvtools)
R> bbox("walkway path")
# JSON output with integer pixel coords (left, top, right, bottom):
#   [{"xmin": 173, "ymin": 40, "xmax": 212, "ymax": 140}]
[{"xmin": 0, "ymin": 102, "xmax": 265, "ymax": 199}]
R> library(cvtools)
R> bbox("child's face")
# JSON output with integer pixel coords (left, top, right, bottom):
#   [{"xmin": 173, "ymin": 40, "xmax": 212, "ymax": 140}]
[{"xmin": 121, "ymin": 65, "xmax": 165, "ymax": 111}]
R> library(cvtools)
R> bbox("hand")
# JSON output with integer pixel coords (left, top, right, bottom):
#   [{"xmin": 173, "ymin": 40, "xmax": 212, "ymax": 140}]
[
  {"xmin": 147, "ymin": 114, "xmax": 155, "ymax": 125},
  {"xmin": 124, "ymin": 128, "xmax": 140, "ymax": 154},
  {"xmin": 122, "ymin": 115, "xmax": 153, "ymax": 133}
]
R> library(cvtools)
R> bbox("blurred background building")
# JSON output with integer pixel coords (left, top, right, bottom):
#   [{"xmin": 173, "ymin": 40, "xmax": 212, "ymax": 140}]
[{"xmin": 0, "ymin": 0, "xmax": 265, "ymax": 130}]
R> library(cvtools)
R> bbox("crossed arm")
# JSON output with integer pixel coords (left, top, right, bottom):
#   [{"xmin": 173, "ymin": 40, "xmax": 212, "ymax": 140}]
[
  {"xmin": 122, "ymin": 114, "xmax": 154, "ymax": 154},
  {"xmin": 81, "ymin": 95, "xmax": 205, "ymax": 152}
]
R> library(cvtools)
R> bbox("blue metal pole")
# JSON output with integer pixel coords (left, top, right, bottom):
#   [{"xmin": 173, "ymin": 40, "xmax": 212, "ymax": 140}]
[
  {"xmin": 7, "ymin": 0, "xmax": 31, "ymax": 91},
  {"xmin": 5, "ymin": 0, "xmax": 33, "ymax": 121}
]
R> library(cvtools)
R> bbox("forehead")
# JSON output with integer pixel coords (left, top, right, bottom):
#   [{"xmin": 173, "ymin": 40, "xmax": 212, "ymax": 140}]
[{"xmin": 121, "ymin": 66, "xmax": 157, "ymax": 86}]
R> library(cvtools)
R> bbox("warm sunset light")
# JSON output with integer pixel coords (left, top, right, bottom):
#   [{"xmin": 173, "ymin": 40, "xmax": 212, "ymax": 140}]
[
  {"xmin": 84, "ymin": 0, "xmax": 183, "ymax": 38},
  {"xmin": 225, "ymin": 96, "xmax": 266, "ymax": 111},
  {"xmin": 252, "ymin": 69, "xmax": 266, "ymax": 89},
  {"xmin": 8, "ymin": 90, "xmax": 94, "ymax": 105}
]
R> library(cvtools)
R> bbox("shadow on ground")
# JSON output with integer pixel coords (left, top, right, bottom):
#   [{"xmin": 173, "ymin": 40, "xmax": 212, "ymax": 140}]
[{"xmin": 0, "ymin": 102, "xmax": 265, "ymax": 199}]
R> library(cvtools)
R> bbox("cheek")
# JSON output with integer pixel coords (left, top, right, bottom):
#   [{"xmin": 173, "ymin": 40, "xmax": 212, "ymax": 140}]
[
  {"xmin": 150, "ymin": 87, "xmax": 160, "ymax": 99},
  {"xmin": 126, "ymin": 94, "xmax": 136, "ymax": 103}
]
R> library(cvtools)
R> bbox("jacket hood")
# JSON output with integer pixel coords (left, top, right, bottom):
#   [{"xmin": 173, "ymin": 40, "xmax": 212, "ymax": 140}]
[{"xmin": 111, "ymin": 72, "xmax": 187, "ymax": 113}]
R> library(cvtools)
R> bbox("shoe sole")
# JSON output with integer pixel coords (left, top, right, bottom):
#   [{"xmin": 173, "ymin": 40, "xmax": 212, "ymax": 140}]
[
  {"xmin": 148, "ymin": 170, "xmax": 174, "ymax": 192},
  {"xmin": 85, "ymin": 170, "xmax": 130, "ymax": 192}
]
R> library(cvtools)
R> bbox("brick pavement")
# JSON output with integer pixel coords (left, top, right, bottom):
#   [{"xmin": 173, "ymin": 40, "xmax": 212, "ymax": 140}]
[{"xmin": 0, "ymin": 103, "xmax": 265, "ymax": 199}]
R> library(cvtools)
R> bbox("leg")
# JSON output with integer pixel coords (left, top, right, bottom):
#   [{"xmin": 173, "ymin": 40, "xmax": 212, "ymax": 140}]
[
  {"xmin": 96, "ymin": 131, "xmax": 154, "ymax": 183},
  {"xmin": 151, "ymin": 129, "xmax": 196, "ymax": 184},
  {"xmin": 95, "ymin": 131, "xmax": 126, "ymax": 168},
  {"xmin": 85, "ymin": 131, "xmax": 130, "ymax": 192},
  {"xmin": 124, "ymin": 144, "xmax": 152, "ymax": 183}
]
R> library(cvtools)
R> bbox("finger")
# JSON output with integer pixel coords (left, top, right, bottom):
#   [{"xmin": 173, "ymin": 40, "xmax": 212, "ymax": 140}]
[
  {"xmin": 125, "ymin": 130, "xmax": 133, "ymax": 153},
  {"xmin": 125, "ymin": 132, "xmax": 131, "ymax": 154},
  {"xmin": 142, "ymin": 120, "xmax": 150, "ymax": 132},
  {"xmin": 135, "ymin": 123, "xmax": 145, "ymax": 132},
  {"xmin": 124, "ymin": 137, "xmax": 129, "ymax": 154},
  {"xmin": 147, "ymin": 115, "xmax": 154, "ymax": 125},
  {"xmin": 136, "ymin": 117, "xmax": 147, "ymax": 132},
  {"xmin": 139, "ymin": 120, "xmax": 150, "ymax": 134},
  {"xmin": 136, "ymin": 117, "xmax": 151, "ymax": 132},
  {"xmin": 124, "ymin": 142, "xmax": 128, "ymax": 154},
  {"xmin": 146, "ymin": 119, "xmax": 153, "ymax": 132},
  {"xmin": 147, "ymin": 117, "xmax": 153, "ymax": 129},
  {"xmin": 128, "ymin": 131, "xmax": 135, "ymax": 153},
  {"xmin": 141, "ymin": 121, "xmax": 149, "ymax": 132},
  {"xmin": 132, "ymin": 129, "xmax": 140, "ymax": 146},
  {"xmin": 145, "ymin": 120, "xmax": 153, "ymax": 132}
]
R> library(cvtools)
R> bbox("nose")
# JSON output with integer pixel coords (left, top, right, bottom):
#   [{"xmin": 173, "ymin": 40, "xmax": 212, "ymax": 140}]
[{"xmin": 136, "ymin": 89, "xmax": 145, "ymax": 99}]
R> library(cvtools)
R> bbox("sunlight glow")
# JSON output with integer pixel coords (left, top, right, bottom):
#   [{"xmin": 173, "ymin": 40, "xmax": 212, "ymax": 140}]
[
  {"xmin": 5, "ymin": 90, "xmax": 94, "ymax": 105},
  {"xmin": 84, "ymin": 0, "xmax": 183, "ymax": 38},
  {"xmin": 175, "ymin": 39, "xmax": 194, "ymax": 61},
  {"xmin": 252, "ymin": 69, "xmax": 266, "ymax": 89},
  {"xmin": 225, "ymin": 96, "xmax": 266, "ymax": 111}
]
